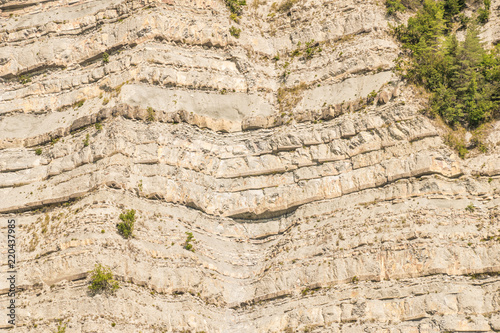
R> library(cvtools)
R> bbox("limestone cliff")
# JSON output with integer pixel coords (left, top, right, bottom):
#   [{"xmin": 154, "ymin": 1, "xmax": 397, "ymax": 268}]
[{"xmin": 0, "ymin": 0, "xmax": 500, "ymax": 332}]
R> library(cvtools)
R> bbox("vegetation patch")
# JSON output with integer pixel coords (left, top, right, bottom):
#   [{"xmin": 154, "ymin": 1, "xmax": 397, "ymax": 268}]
[
  {"xmin": 83, "ymin": 134, "xmax": 90, "ymax": 147},
  {"xmin": 19, "ymin": 74, "xmax": 31, "ymax": 85},
  {"xmin": 229, "ymin": 26, "xmax": 241, "ymax": 38},
  {"xmin": 88, "ymin": 263, "xmax": 120, "ymax": 294},
  {"xmin": 117, "ymin": 209, "xmax": 135, "ymax": 239},
  {"xmin": 392, "ymin": 0, "xmax": 499, "ymax": 157},
  {"xmin": 290, "ymin": 40, "xmax": 322, "ymax": 60},
  {"xmin": 386, "ymin": 0, "xmax": 423, "ymax": 15},
  {"xmin": 277, "ymin": 82, "xmax": 307, "ymax": 113},
  {"xmin": 73, "ymin": 99, "xmax": 85, "ymax": 108},
  {"xmin": 444, "ymin": 128, "xmax": 468, "ymax": 158},
  {"xmin": 55, "ymin": 320, "xmax": 67, "ymax": 333},
  {"xmin": 184, "ymin": 232, "xmax": 195, "ymax": 252},
  {"xmin": 465, "ymin": 203, "xmax": 476, "ymax": 212},
  {"xmin": 147, "ymin": 106, "xmax": 156, "ymax": 122},
  {"xmin": 224, "ymin": 0, "xmax": 246, "ymax": 15}
]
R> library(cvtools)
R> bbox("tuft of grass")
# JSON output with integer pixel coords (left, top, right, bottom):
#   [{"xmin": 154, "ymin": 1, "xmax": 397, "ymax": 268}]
[
  {"xmin": 74, "ymin": 99, "xmax": 85, "ymax": 108},
  {"xmin": 184, "ymin": 232, "xmax": 195, "ymax": 252},
  {"xmin": 83, "ymin": 134, "xmax": 90, "ymax": 147},
  {"xmin": 55, "ymin": 320, "xmax": 66, "ymax": 333},
  {"xmin": 443, "ymin": 126, "xmax": 468, "ymax": 159},
  {"xmin": 304, "ymin": 40, "xmax": 322, "ymax": 60},
  {"xmin": 147, "ymin": 107, "xmax": 155, "ymax": 122},
  {"xmin": 277, "ymin": 82, "xmax": 307, "ymax": 113},
  {"xmin": 230, "ymin": 13, "xmax": 240, "ymax": 23},
  {"xmin": 465, "ymin": 203, "xmax": 476, "ymax": 213},
  {"xmin": 103, "ymin": 52, "xmax": 110, "ymax": 63},
  {"xmin": 229, "ymin": 26, "xmax": 241, "ymax": 38},
  {"xmin": 35, "ymin": 148, "xmax": 42, "ymax": 156},
  {"xmin": 19, "ymin": 74, "xmax": 31, "ymax": 85}
]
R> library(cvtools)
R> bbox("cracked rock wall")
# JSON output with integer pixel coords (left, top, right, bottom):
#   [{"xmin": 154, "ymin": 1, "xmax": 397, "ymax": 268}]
[{"xmin": 0, "ymin": 0, "xmax": 500, "ymax": 332}]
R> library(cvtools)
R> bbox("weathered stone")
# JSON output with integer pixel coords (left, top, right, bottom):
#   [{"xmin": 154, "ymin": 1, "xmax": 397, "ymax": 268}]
[{"xmin": 0, "ymin": 0, "xmax": 499, "ymax": 332}]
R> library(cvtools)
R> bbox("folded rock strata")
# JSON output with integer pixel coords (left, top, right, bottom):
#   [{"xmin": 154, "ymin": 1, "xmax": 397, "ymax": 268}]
[{"xmin": 0, "ymin": 0, "xmax": 500, "ymax": 332}]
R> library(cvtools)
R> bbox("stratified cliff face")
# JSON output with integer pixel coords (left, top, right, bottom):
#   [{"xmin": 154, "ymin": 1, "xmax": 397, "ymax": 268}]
[{"xmin": 1, "ymin": 0, "xmax": 500, "ymax": 332}]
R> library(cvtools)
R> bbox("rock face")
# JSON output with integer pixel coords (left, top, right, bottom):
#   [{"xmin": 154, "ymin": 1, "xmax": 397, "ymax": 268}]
[{"xmin": 0, "ymin": 0, "xmax": 500, "ymax": 332}]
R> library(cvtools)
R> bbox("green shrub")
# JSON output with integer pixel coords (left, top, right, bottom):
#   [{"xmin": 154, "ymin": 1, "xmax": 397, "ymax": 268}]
[
  {"xmin": 386, "ymin": 0, "xmax": 406, "ymax": 15},
  {"xmin": 35, "ymin": 148, "xmax": 42, "ymax": 155},
  {"xmin": 224, "ymin": 0, "xmax": 246, "ymax": 15},
  {"xmin": 477, "ymin": 7, "xmax": 489, "ymax": 23},
  {"xmin": 229, "ymin": 26, "xmax": 241, "ymax": 38},
  {"xmin": 88, "ymin": 263, "xmax": 119, "ymax": 294},
  {"xmin": 230, "ymin": 13, "xmax": 240, "ymax": 23},
  {"xmin": 443, "ymin": 0, "xmax": 465, "ymax": 21},
  {"xmin": 95, "ymin": 122, "xmax": 103, "ymax": 131},
  {"xmin": 184, "ymin": 232, "xmax": 195, "ymax": 252},
  {"xmin": 117, "ymin": 209, "xmax": 135, "ymax": 239},
  {"xmin": 478, "ymin": 0, "xmax": 491, "ymax": 23},
  {"xmin": 103, "ymin": 52, "xmax": 110, "ymax": 63}
]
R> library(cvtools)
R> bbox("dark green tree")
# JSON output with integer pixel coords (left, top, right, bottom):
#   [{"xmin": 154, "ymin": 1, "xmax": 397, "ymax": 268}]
[
  {"xmin": 443, "ymin": 0, "xmax": 465, "ymax": 21},
  {"xmin": 394, "ymin": 1, "xmax": 500, "ymax": 128}
]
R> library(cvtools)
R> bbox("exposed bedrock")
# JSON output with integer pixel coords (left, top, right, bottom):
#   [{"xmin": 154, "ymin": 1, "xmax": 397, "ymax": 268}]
[{"xmin": 1, "ymin": 0, "xmax": 500, "ymax": 332}]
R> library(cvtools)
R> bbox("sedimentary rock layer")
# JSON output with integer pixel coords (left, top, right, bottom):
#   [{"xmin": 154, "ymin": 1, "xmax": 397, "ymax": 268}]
[{"xmin": 0, "ymin": 0, "xmax": 500, "ymax": 332}]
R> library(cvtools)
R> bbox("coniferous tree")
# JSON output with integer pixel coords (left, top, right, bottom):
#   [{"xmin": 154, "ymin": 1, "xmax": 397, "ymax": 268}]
[{"xmin": 394, "ymin": 0, "xmax": 500, "ymax": 127}]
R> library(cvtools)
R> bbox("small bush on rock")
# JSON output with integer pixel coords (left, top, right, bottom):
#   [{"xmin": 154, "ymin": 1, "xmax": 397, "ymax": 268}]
[
  {"xmin": 117, "ymin": 209, "xmax": 135, "ymax": 239},
  {"xmin": 88, "ymin": 263, "xmax": 119, "ymax": 294}
]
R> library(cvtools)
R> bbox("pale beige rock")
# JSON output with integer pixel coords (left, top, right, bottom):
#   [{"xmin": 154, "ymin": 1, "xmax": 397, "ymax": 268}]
[{"xmin": 1, "ymin": 0, "xmax": 500, "ymax": 332}]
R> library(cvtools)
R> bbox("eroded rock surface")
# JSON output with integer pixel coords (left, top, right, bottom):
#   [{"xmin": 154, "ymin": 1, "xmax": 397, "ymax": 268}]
[{"xmin": 0, "ymin": 0, "xmax": 500, "ymax": 332}]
